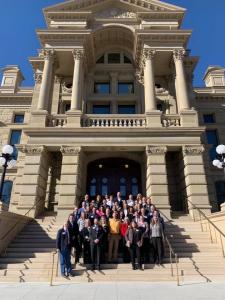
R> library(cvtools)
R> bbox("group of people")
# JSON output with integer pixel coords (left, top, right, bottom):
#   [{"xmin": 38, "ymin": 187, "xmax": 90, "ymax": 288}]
[{"xmin": 56, "ymin": 192, "xmax": 165, "ymax": 278}]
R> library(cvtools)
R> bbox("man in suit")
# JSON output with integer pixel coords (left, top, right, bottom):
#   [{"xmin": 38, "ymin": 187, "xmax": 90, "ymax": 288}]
[
  {"xmin": 114, "ymin": 191, "xmax": 123, "ymax": 209},
  {"xmin": 81, "ymin": 219, "xmax": 92, "ymax": 266},
  {"xmin": 67, "ymin": 214, "xmax": 80, "ymax": 264},
  {"xmin": 89, "ymin": 218, "xmax": 104, "ymax": 270},
  {"xmin": 56, "ymin": 222, "xmax": 73, "ymax": 278}
]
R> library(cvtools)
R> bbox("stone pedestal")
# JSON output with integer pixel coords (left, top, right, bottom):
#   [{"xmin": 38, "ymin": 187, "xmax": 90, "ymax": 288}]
[
  {"xmin": 30, "ymin": 110, "xmax": 48, "ymax": 127},
  {"xmin": 58, "ymin": 146, "xmax": 82, "ymax": 220},
  {"xmin": 17, "ymin": 146, "xmax": 49, "ymax": 218},
  {"xmin": 66, "ymin": 110, "xmax": 82, "ymax": 128},
  {"xmin": 146, "ymin": 111, "xmax": 162, "ymax": 128},
  {"xmin": 180, "ymin": 110, "xmax": 199, "ymax": 127},
  {"xmin": 220, "ymin": 203, "xmax": 225, "ymax": 212},
  {"xmin": 146, "ymin": 146, "xmax": 171, "ymax": 218},
  {"xmin": 183, "ymin": 145, "xmax": 212, "ymax": 220}
]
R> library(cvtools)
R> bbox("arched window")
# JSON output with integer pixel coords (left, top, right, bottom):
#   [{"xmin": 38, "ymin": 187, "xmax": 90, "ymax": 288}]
[
  {"xmin": 131, "ymin": 177, "xmax": 138, "ymax": 196},
  {"xmin": 2, "ymin": 180, "xmax": 13, "ymax": 206},
  {"xmin": 90, "ymin": 178, "xmax": 97, "ymax": 197},
  {"xmin": 215, "ymin": 181, "xmax": 225, "ymax": 208},
  {"xmin": 101, "ymin": 177, "xmax": 108, "ymax": 196},
  {"xmin": 120, "ymin": 177, "xmax": 126, "ymax": 197}
]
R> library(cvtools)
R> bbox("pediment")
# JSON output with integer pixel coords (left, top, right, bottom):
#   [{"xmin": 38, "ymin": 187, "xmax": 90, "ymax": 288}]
[{"xmin": 44, "ymin": 0, "xmax": 185, "ymax": 13}]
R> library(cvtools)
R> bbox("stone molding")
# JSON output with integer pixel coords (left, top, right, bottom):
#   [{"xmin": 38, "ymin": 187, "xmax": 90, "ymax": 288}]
[
  {"xmin": 72, "ymin": 49, "xmax": 85, "ymax": 61},
  {"xmin": 34, "ymin": 73, "xmax": 42, "ymax": 84},
  {"xmin": 60, "ymin": 146, "xmax": 81, "ymax": 156},
  {"xmin": 20, "ymin": 145, "xmax": 46, "ymax": 155},
  {"xmin": 39, "ymin": 49, "xmax": 55, "ymax": 61},
  {"xmin": 146, "ymin": 145, "xmax": 167, "ymax": 155},
  {"xmin": 182, "ymin": 145, "xmax": 205, "ymax": 156},
  {"xmin": 173, "ymin": 49, "xmax": 185, "ymax": 62},
  {"xmin": 54, "ymin": 75, "xmax": 62, "ymax": 84}
]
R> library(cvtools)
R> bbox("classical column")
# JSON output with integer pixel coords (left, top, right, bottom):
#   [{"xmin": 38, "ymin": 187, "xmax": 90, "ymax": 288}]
[
  {"xmin": 71, "ymin": 49, "xmax": 84, "ymax": 111},
  {"xmin": 37, "ymin": 49, "xmax": 55, "ymax": 110},
  {"xmin": 58, "ymin": 146, "xmax": 82, "ymax": 219},
  {"xmin": 143, "ymin": 49, "xmax": 156, "ymax": 112},
  {"xmin": 173, "ymin": 49, "xmax": 190, "ymax": 111},
  {"xmin": 17, "ymin": 146, "xmax": 50, "ymax": 218},
  {"xmin": 146, "ymin": 146, "xmax": 171, "ymax": 218},
  {"xmin": 182, "ymin": 145, "xmax": 211, "ymax": 219}
]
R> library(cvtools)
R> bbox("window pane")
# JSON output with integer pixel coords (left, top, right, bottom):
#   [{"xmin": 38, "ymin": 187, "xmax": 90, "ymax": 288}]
[
  {"xmin": 102, "ymin": 185, "xmax": 108, "ymax": 195},
  {"xmin": 131, "ymin": 185, "xmax": 138, "ymax": 196},
  {"xmin": 92, "ymin": 105, "xmax": 110, "ymax": 114},
  {"xmin": 209, "ymin": 146, "xmax": 217, "ymax": 161},
  {"xmin": 90, "ymin": 185, "xmax": 96, "ymax": 197},
  {"xmin": 120, "ymin": 186, "xmax": 126, "ymax": 197},
  {"xmin": 14, "ymin": 114, "xmax": 24, "ymax": 123},
  {"xmin": 108, "ymin": 53, "xmax": 120, "ymax": 64},
  {"xmin": 65, "ymin": 104, "xmax": 71, "ymax": 112},
  {"xmin": 206, "ymin": 130, "xmax": 218, "ymax": 145},
  {"xmin": 118, "ymin": 105, "xmax": 136, "ymax": 114},
  {"xmin": 118, "ymin": 83, "xmax": 134, "ymax": 94},
  {"xmin": 96, "ymin": 55, "xmax": 104, "ymax": 64},
  {"xmin": 2, "ymin": 181, "xmax": 13, "ymax": 205},
  {"xmin": 203, "ymin": 114, "xmax": 215, "ymax": 123},
  {"xmin": 94, "ymin": 83, "xmax": 110, "ymax": 94},
  {"xmin": 124, "ymin": 55, "xmax": 132, "ymax": 64},
  {"xmin": 10, "ymin": 130, "xmax": 22, "ymax": 145}
]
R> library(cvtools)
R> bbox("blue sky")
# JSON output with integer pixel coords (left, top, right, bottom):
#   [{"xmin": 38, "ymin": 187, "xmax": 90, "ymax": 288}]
[{"xmin": 0, "ymin": 0, "xmax": 224, "ymax": 87}]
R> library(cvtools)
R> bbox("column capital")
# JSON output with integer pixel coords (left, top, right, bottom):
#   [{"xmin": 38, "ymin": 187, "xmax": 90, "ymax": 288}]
[
  {"xmin": 182, "ymin": 145, "xmax": 205, "ymax": 156},
  {"xmin": 173, "ymin": 49, "xmax": 185, "ymax": 62},
  {"xmin": 40, "ymin": 49, "xmax": 55, "ymax": 61},
  {"xmin": 72, "ymin": 49, "xmax": 85, "ymax": 61},
  {"xmin": 34, "ymin": 73, "xmax": 42, "ymax": 84},
  {"xmin": 20, "ymin": 145, "xmax": 47, "ymax": 155},
  {"xmin": 143, "ymin": 49, "xmax": 156, "ymax": 61},
  {"xmin": 60, "ymin": 146, "xmax": 81, "ymax": 156},
  {"xmin": 146, "ymin": 145, "xmax": 167, "ymax": 155}
]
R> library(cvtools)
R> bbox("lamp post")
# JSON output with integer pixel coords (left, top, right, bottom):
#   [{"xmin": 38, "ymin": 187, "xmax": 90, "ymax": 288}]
[
  {"xmin": 0, "ymin": 145, "xmax": 17, "ymax": 202},
  {"xmin": 212, "ymin": 144, "xmax": 225, "ymax": 172}
]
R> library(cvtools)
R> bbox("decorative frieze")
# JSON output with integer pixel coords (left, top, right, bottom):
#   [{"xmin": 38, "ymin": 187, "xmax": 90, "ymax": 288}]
[
  {"xmin": 95, "ymin": 8, "xmax": 136, "ymax": 19},
  {"xmin": 20, "ymin": 145, "xmax": 46, "ymax": 155},
  {"xmin": 183, "ymin": 145, "xmax": 205, "ymax": 156},
  {"xmin": 60, "ymin": 146, "xmax": 81, "ymax": 156},
  {"xmin": 146, "ymin": 146, "xmax": 167, "ymax": 155}
]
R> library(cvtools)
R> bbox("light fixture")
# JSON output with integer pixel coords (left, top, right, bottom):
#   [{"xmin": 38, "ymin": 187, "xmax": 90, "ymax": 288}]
[
  {"xmin": 212, "ymin": 144, "xmax": 225, "ymax": 172},
  {"xmin": 125, "ymin": 164, "xmax": 129, "ymax": 169},
  {"xmin": 99, "ymin": 164, "xmax": 103, "ymax": 169}
]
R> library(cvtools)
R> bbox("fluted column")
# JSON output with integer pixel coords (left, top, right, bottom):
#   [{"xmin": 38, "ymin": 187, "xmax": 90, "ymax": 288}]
[
  {"xmin": 37, "ymin": 49, "xmax": 55, "ymax": 110},
  {"xmin": 71, "ymin": 49, "xmax": 84, "ymax": 111},
  {"xmin": 173, "ymin": 49, "xmax": 190, "ymax": 111},
  {"xmin": 143, "ymin": 49, "xmax": 156, "ymax": 112}
]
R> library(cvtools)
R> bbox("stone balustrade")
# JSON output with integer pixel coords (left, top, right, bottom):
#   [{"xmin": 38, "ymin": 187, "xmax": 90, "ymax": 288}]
[
  {"xmin": 81, "ymin": 114, "xmax": 147, "ymax": 128},
  {"xmin": 47, "ymin": 114, "xmax": 67, "ymax": 127},
  {"xmin": 161, "ymin": 115, "xmax": 181, "ymax": 127}
]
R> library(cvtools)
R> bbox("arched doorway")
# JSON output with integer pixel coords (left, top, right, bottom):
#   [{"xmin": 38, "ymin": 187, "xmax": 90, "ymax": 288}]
[{"xmin": 86, "ymin": 158, "xmax": 142, "ymax": 198}]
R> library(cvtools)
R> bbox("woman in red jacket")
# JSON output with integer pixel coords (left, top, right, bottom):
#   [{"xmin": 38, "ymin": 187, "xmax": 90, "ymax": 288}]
[{"xmin": 120, "ymin": 217, "xmax": 130, "ymax": 263}]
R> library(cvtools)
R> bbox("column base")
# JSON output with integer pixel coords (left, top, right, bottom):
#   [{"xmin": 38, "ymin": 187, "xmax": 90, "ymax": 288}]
[
  {"xmin": 30, "ymin": 110, "xmax": 48, "ymax": 127},
  {"xmin": 66, "ymin": 110, "xmax": 82, "ymax": 128},
  {"xmin": 146, "ymin": 110, "xmax": 162, "ymax": 128},
  {"xmin": 180, "ymin": 109, "xmax": 199, "ymax": 127}
]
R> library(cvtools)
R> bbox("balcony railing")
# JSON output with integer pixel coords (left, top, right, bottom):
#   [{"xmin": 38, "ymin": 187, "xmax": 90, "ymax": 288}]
[
  {"xmin": 162, "ymin": 115, "xmax": 181, "ymax": 127},
  {"xmin": 81, "ymin": 114, "xmax": 147, "ymax": 128},
  {"xmin": 47, "ymin": 115, "xmax": 67, "ymax": 127}
]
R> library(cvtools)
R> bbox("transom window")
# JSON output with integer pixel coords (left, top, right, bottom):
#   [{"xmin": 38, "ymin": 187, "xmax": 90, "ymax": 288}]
[
  {"xmin": 203, "ymin": 114, "xmax": 215, "ymax": 124},
  {"xmin": 92, "ymin": 105, "xmax": 110, "ymax": 114},
  {"xmin": 118, "ymin": 82, "xmax": 134, "ymax": 94},
  {"xmin": 94, "ymin": 82, "xmax": 110, "ymax": 94},
  {"xmin": 118, "ymin": 105, "xmax": 136, "ymax": 114},
  {"xmin": 96, "ymin": 52, "xmax": 132, "ymax": 64},
  {"xmin": 14, "ymin": 114, "xmax": 24, "ymax": 124},
  {"xmin": 108, "ymin": 53, "xmax": 120, "ymax": 64}
]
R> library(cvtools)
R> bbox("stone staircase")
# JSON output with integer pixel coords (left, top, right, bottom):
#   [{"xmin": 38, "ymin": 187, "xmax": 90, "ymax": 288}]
[{"xmin": 0, "ymin": 213, "xmax": 225, "ymax": 283}]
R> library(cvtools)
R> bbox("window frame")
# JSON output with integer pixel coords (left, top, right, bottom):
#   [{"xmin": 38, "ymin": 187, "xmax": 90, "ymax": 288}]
[
  {"xmin": 203, "ymin": 114, "xmax": 215, "ymax": 124},
  {"xmin": 118, "ymin": 82, "xmax": 134, "ymax": 95},
  {"xmin": 94, "ymin": 82, "xmax": 111, "ymax": 94},
  {"xmin": 13, "ymin": 113, "xmax": 25, "ymax": 124}
]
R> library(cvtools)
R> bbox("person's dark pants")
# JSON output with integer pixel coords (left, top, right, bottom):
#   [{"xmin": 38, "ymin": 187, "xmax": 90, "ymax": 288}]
[
  {"xmin": 83, "ymin": 241, "xmax": 91, "ymax": 264},
  {"xmin": 151, "ymin": 237, "xmax": 164, "ymax": 264},
  {"xmin": 129, "ymin": 244, "xmax": 141, "ymax": 269},
  {"xmin": 101, "ymin": 238, "xmax": 108, "ymax": 263},
  {"xmin": 122, "ymin": 237, "xmax": 130, "ymax": 263},
  {"xmin": 59, "ymin": 247, "xmax": 72, "ymax": 276},
  {"xmin": 90, "ymin": 243, "xmax": 101, "ymax": 268},
  {"xmin": 142, "ymin": 238, "xmax": 150, "ymax": 264},
  {"xmin": 72, "ymin": 239, "xmax": 81, "ymax": 264}
]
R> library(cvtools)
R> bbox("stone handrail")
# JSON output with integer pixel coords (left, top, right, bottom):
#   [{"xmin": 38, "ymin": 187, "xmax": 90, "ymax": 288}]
[
  {"xmin": 81, "ymin": 114, "xmax": 147, "ymax": 128},
  {"xmin": 162, "ymin": 114, "xmax": 181, "ymax": 127},
  {"xmin": 47, "ymin": 115, "xmax": 67, "ymax": 127}
]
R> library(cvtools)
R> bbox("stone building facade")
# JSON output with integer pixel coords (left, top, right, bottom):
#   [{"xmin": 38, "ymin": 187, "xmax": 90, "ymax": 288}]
[{"xmin": 0, "ymin": 0, "xmax": 225, "ymax": 219}]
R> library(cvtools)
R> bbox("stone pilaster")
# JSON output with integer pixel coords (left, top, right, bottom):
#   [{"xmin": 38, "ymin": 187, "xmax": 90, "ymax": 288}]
[
  {"xmin": 182, "ymin": 145, "xmax": 211, "ymax": 219},
  {"xmin": 58, "ymin": 146, "xmax": 82, "ymax": 219},
  {"xmin": 50, "ymin": 76, "xmax": 62, "ymax": 114},
  {"xmin": 146, "ymin": 146, "xmax": 171, "ymax": 218},
  {"xmin": 16, "ymin": 146, "xmax": 50, "ymax": 218},
  {"xmin": 143, "ymin": 49, "xmax": 162, "ymax": 127}
]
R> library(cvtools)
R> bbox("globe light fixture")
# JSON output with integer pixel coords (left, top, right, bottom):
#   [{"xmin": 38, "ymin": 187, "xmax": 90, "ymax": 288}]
[
  {"xmin": 0, "ymin": 145, "xmax": 17, "ymax": 202},
  {"xmin": 212, "ymin": 144, "xmax": 225, "ymax": 172}
]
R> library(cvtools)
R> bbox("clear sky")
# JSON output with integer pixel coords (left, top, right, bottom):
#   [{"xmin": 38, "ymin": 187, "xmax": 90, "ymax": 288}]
[{"xmin": 0, "ymin": 0, "xmax": 224, "ymax": 87}]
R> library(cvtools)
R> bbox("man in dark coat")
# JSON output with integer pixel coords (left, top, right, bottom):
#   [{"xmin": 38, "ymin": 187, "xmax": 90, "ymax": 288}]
[
  {"xmin": 56, "ymin": 222, "xmax": 73, "ymax": 278},
  {"xmin": 89, "ymin": 218, "xmax": 104, "ymax": 270},
  {"xmin": 67, "ymin": 214, "xmax": 80, "ymax": 264}
]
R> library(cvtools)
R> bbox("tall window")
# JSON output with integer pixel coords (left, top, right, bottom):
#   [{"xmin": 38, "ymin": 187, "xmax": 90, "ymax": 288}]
[
  {"xmin": 92, "ymin": 105, "xmax": 110, "ymax": 114},
  {"xmin": 120, "ymin": 177, "xmax": 126, "ymax": 197},
  {"xmin": 90, "ymin": 178, "xmax": 97, "ymax": 197},
  {"xmin": 118, "ymin": 82, "xmax": 134, "ymax": 94},
  {"xmin": 14, "ymin": 114, "xmax": 24, "ymax": 124},
  {"xmin": 94, "ymin": 83, "xmax": 110, "ymax": 94},
  {"xmin": 118, "ymin": 105, "xmax": 136, "ymax": 114},
  {"xmin": 131, "ymin": 177, "xmax": 138, "ymax": 196},
  {"xmin": 206, "ymin": 130, "xmax": 218, "ymax": 160},
  {"xmin": 10, "ymin": 130, "xmax": 22, "ymax": 160},
  {"xmin": 101, "ymin": 177, "xmax": 108, "ymax": 196},
  {"xmin": 2, "ymin": 180, "xmax": 13, "ymax": 206},
  {"xmin": 215, "ymin": 181, "xmax": 225, "ymax": 208}
]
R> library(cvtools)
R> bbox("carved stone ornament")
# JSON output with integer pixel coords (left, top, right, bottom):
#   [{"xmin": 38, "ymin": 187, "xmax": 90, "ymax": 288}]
[
  {"xmin": 72, "ymin": 49, "xmax": 85, "ymax": 61},
  {"xmin": 146, "ymin": 146, "xmax": 167, "ymax": 155},
  {"xmin": 95, "ymin": 8, "xmax": 136, "ymax": 19},
  {"xmin": 34, "ymin": 73, "xmax": 42, "ymax": 84},
  {"xmin": 173, "ymin": 49, "xmax": 185, "ymax": 62},
  {"xmin": 61, "ymin": 146, "xmax": 81, "ymax": 156},
  {"xmin": 143, "ymin": 49, "xmax": 156, "ymax": 61},
  {"xmin": 135, "ymin": 70, "xmax": 144, "ymax": 84},
  {"xmin": 54, "ymin": 76, "xmax": 62, "ymax": 84},
  {"xmin": 20, "ymin": 145, "xmax": 46, "ymax": 155},
  {"xmin": 39, "ymin": 49, "xmax": 55, "ymax": 61},
  {"xmin": 62, "ymin": 81, "xmax": 72, "ymax": 94},
  {"xmin": 182, "ymin": 145, "xmax": 205, "ymax": 156}
]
